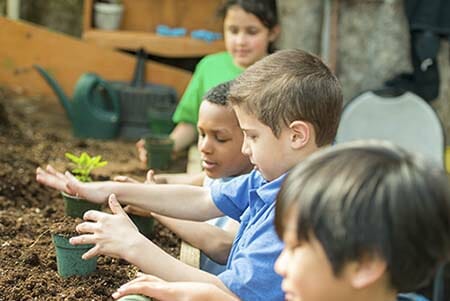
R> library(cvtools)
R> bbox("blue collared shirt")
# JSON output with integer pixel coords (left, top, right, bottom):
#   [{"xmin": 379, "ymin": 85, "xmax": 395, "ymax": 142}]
[{"xmin": 210, "ymin": 170, "xmax": 287, "ymax": 301}]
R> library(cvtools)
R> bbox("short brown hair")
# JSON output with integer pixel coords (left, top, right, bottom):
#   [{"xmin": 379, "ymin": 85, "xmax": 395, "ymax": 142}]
[{"xmin": 229, "ymin": 49, "xmax": 342, "ymax": 146}]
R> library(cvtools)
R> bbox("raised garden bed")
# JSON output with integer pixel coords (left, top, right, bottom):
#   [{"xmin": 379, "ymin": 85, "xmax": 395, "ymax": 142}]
[{"xmin": 0, "ymin": 87, "xmax": 184, "ymax": 300}]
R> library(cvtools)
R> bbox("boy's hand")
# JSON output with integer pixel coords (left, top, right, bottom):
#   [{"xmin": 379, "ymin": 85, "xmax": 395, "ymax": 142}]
[
  {"xmin": 136, "ymin": 139, "xmax": 147, "ymax": 164},
  {"xmin": 36, "ymin": 165, "xmax": 76, "ymax": 195},
  {"xmin": 112, "ymin": 273, "xmax": 237, "ymax": 301},
  {"xmin": 70, "ymin": 194, "xmax": 142, "ymax": 260},
  {"xmin": 36, "ymin": 165, "xmax": 108, "ymax": 204}
]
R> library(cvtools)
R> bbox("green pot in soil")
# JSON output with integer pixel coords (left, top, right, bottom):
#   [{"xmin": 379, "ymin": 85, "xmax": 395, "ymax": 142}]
[
  {"xmin": 52, "ymin": 233, "xmax": 97, "ymax": 278},
  {"xmin": 118, "ymin": 294, "xmax": 151, "ymax": 301},
  {"xmin": 129, "ymin": 213, "xmax": 154, "ymax": 238},
  {"xmin": 145, "ymin": 134, "xmax": 174, "ymax": 170},
  {"xmin": 62, "ymin": 192, "xmax": 102, "ymax": 218}
]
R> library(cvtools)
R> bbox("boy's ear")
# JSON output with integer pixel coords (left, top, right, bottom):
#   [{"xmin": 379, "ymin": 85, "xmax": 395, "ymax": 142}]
[
  {"xmin": 269, "ymin": 24, "xmax": 281, "ymax": 42},
  {"xmin": 347, "ymin": 255, "xmax": 387, "ymax": 289},
  {"xmin": 289, "ymin": 121, "xmax": 311, "ymax": 149}
]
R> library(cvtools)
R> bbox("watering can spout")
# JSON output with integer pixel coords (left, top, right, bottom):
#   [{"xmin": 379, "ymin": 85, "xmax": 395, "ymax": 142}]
[{"xmin": 33, "ymin": 65, "xmax": 75, "ymax": 122}]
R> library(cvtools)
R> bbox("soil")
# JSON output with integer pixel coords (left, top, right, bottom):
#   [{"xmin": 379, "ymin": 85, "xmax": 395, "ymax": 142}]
[{"xmin": 0, "ymin": 88, "xmax": 185, "ymax": 300}]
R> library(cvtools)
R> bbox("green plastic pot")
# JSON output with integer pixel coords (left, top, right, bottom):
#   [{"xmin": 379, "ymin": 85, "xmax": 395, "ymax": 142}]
[
  {"xmin": 117, "ymin": 294, "xmax": 151, "ymax": 301},
  {"xmin": 145, "ymin": 134, "xmax": 174, "ymax": 170},
  {"xmin": 62, "ymin": 192, "xmax": 102, "ymax": 218},
  {"xmin": 52, "ymin": 234, "xmax": 97, "ymax": 278},
  {"xmin": 129, "ymin": 214, "xmax": 154, "ymax": 238},
  {"xmin": 148, "ymin": 108, "xmax": 174, "ymax": 135}
]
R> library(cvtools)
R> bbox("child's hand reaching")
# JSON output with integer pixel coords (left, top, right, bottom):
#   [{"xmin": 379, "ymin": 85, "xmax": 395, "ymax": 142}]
[
  {"xmin": 136, "ymin": 139, "xmax": 147, "ymax": 164},
  {"xmin": 70, "ymin": 194, "xmax": 143, "ymax": 260},
  {"xmin": 112, "ymin": 273, "xmax": 238, "ymax": 301},
  {"xmin": 36, "ymin": 165, "xmax": 108, "ymax": 204}
]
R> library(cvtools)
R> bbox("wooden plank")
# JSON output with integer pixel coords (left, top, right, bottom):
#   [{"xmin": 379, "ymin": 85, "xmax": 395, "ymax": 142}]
[
  {"xmin": 179, "ymin": 144, "xmax": 202, "ymax": 268},
  {"xmin": 83, "ymin": 30, "xmax": 225, "ymax": 58},
  {"xmin": 186, "ymin": 144, "xmax": 202, "ymax": 174},
  {"xmin": 82, "ymin": 0, "xmax": 225, "ymax": 57},
  {"xmin": 119, "ymin": 0, "xmax": 223, "ymax": 32},
  {"xmin": 83, "ymin": 0, "xmax": 93, "ymax": 32},
  {"xmin": 0, "ymin": 17, "xmax": 191, "ymax": 98},
  {"xmin": 180, "ymin": 241, "xmax": 201, "ymax": 268}
]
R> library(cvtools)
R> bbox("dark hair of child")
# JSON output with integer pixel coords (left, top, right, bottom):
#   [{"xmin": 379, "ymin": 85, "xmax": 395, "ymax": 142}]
[{"xmin": 275, "ymin": 141, "xmax": 450, "ymax": 292}]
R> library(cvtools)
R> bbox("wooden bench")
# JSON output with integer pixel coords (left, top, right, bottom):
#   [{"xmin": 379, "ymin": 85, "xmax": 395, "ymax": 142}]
[{"xmin": 179, "ymin": 145, "xmax": 202, "ymax": 268}]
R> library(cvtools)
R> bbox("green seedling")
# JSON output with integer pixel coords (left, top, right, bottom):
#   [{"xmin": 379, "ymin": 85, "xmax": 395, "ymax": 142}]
[{"xmin": 65, "ymin": 152, "xmax": 107, "ymax": 182}]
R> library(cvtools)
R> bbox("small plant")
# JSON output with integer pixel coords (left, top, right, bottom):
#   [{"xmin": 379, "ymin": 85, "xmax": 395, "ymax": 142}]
[{"xmin": 65, "ymin": 152, "xmax": 107, "ymax": 182}]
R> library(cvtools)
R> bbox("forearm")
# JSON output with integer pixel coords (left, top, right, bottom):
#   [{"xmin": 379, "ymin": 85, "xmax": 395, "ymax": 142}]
[
  {"xmin": 94, "ymin": 182, "xmax": 219, "ymax": 221},
  {"xmin": 127, "ymin": 237, "xmax": 231, "ymax": 292},
  {"xmin": 153, "ymin": 215, "xmax": 234, "ymax": 264},
  {"xmin": 170, "ymin": 122, "xmax": 197, "ymax": 153},
  {"xmin": 155, "ymin": 172, "xmax": 204, "ymax": 186}
]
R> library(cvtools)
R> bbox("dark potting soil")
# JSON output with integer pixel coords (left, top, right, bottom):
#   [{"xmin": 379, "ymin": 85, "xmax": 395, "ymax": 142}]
[{"xmin": 0, "ymin": 88, "xmax": 184, "ymax": 300}]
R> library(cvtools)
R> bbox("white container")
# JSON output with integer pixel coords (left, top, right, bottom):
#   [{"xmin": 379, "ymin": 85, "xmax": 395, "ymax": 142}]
[{"xmin": 94, "ymin": 3, "xmax": 124, "ymax": 30}]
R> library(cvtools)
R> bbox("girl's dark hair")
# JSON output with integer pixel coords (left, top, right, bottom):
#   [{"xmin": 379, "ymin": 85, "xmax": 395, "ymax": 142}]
[{"xmin": 218, "ymin": 0, "xmax": 279, "ymax": 53}]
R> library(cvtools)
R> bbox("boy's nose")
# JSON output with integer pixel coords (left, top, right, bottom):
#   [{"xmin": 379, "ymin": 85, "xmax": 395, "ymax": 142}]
[
  {"xmin": 241, "ymin": 139, "xmax": 250, "ymax": 156},
  {"xmin": 198, "ymin": 137, "xmax": 213, "ymax": 154},
  {"xmin": 274, "ymin": 250, "xmax": 288, "ymax": 277}
]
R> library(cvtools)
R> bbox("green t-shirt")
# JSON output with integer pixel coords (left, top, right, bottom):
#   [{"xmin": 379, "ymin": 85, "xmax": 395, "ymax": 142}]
[{"xmin": 172, "ymin": 52, "xmax": 243, "ymax": 125}]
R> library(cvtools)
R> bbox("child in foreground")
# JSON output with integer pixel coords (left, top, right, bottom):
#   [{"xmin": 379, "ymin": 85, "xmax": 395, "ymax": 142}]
[
  {"xmin": 112, "ymin": 141, "xmax": 450, "ymax": 301},
  {"xmin": 274, "ymin": 141, "xmax": 450, "ymax": 301}
]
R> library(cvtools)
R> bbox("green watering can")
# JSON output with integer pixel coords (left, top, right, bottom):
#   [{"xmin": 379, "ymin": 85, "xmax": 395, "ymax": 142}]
[{"xmin": 34, "ymin": 65, "xmax": 120, "ymax": 139}]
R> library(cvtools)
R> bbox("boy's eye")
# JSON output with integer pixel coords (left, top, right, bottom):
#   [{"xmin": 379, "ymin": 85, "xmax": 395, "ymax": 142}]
[
  {"xmin": 216, "ymin": 137, "xmax": 229, "ymax": 143},
  {"xmin": 243, "ymin": 132, "xmax": 257, "ymax": 141}
]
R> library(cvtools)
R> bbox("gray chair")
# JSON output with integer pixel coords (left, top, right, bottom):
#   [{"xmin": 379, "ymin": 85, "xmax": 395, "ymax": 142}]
[{"xmin": 336, "ymin": 90, "xmax": 445, "ymax": 167}]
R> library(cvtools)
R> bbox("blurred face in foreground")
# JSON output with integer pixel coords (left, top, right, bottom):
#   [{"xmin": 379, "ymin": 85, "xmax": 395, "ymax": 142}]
[{"xmin": 274, "ymin": 211, "xmax": 353, "ymax": 301}]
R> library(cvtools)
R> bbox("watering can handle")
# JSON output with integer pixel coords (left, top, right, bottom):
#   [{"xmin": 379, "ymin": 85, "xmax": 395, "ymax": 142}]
[
  {"xmin": 73, "ymin": 73, "xmax": 121, "ymax": 123},
  {"xmin": 131, "ymin": 48, "xmax": 147, "ymax": 88},
  {"xmin": 96, "ymin": 78, "xmax": 121, "ymax": 114},
  {"xmin": 89, "ymin": 76, "xmax": 121, "ymax": 122}
]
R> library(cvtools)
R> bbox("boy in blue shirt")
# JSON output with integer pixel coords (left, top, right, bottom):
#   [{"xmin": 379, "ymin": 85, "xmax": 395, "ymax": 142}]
[{"xmin": 36, "ymin": 49, "xmax": 343, "ymax": 301}]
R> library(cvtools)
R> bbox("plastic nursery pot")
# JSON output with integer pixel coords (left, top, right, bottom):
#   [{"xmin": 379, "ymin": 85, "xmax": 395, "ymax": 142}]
[
  {"xmin": 147, "ymin": 108, "xmax": 174, "ymax": 135},
  {"xmin": 129, "ymin": 214, "xmax": 154, "ymax": 238},
  {"xmin": 51, "ymin": 233, "xmax": 97, "ymax": 278},
  {"xmin": 94, "ymin": 2, "xmax": 124, "ymax": 30},
  {"xmin": 117, "ymin": 295, "xmax": 151, "ymax": 301},
  {"xmin": 145, "ymin": 134, "xmax": 174, "ymax": 170},
  {"xmin": 62, "ymin": 192, "xmax": 102, "ymax": 218}
]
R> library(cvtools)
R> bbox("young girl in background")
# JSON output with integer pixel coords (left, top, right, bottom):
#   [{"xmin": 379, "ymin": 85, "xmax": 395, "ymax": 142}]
[{"xmin": 137, "ymin": 0, "xmax": 280, "ymax": 160}]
